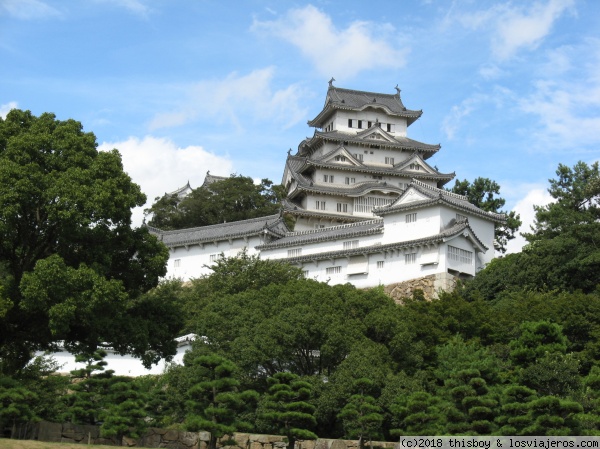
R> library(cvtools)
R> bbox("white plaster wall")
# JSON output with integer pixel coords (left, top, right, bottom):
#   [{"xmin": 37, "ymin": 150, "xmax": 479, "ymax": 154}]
[
  {"xmin": 380, "ymin": 206, "xmax": 441, "ymax": 245},
  {"xmin": 36, "ymin": 339, "xmax": 194, "ymax": 377},
  {"xmin": 167, "ymin": 235, "xmax": 264, "ymax": 281}
]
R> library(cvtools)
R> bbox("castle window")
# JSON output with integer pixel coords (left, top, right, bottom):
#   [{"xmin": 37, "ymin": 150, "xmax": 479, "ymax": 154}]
[
  {"xmin": 323, "ymin": 175, "xmax": 334, "ymax": 183},
  {"xmin": 335, "ymin": 155, "xmax": 346, "ymax": 162},
  {"xmin": 345, "ymin": 177, "xmax": 355, "ymax": 184},
  {"xmin": 343, "ymin": 240, "xmax": 359, "ymax": 250},
  {"xmin": 368, "ymin": 121, "xmax": 372, "ymax": 128},
  {"xmin": 315, "ymin": 201, "xmax": 326, "ymax": 210},
  {"xmin": 385, "ymin": 157, "xmax": 395, "ymax": 165},
  {"xmin": 410, "ymin": 163, "xmax": 421, "ymax": 171},
  {"xmin": 377, "ymin": 261, "xmax": 385, "ymax": 269},
  {"xmin": 288, "ymin": 248, "xmax": 302, "ymax": 257},
  {"xmin": 354, "ymin": 196, "xmax": 394, "ymax": 213},
  {"xmin": 209, "ymin": 254, "xmax": 218, "ymax": 262},
  {"xmin": 337, "ymin": 203, "xmax": 348, "ymax": 213},
  {"xmin": 302, "ymin": 270, "xmax": 309, "ymax": 278},
  {"xmin": 174, "ymin": 259, "xmax": 181, "ymax": 268},
  {"xmin": 315, "ymin": 224, "xmax": 326, "ymax": 229},
  {"xmin": 326, "ymin": 266, "xmax": 342, "ymax": 275},
  {"xmin": 354, "ymin": 153, "xmax": 363, "ymax": 161},
  {"xmin": 358, "ymin": 120, "xmax": 363, "ymax": 129},
  {"xmin": 405, "ymin": 253, "xmax": 417, "ymax": 264},
  {"xmin": 406, "ymin": 213, "xmax": 417, "ymax": 223},
  {"xmin": 448, "ymin": 245, "xmax": 473, "ymax": 265},
  {"xmin": 372, "ymin": 175, "xmax": 383, "ymax": 180},
  {"xmin": 387, "ymin": 123, "xmax": 392, "ymax": 132},
  {"xmin": 348, "ymin": 119, "xmax": 353, "ymax": 128}
]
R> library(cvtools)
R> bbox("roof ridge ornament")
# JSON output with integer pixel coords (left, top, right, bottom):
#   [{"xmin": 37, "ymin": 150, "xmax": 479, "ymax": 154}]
[
  {"xmin": 328, "ymin": 77, "xmax": 335, "ymax": 87},
  {"xmin": 395, "ymin": 85, "xmax": 401, "ymax": 95}
]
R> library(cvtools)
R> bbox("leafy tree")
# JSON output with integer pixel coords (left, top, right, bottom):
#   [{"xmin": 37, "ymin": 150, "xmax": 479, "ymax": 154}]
[
  {"xmin": 184, "ymin": 354, "xmax": 258, "ymax": 449},
  {"xmin": 261, "ymin": 372, "xmax": 318, "ymax": 449},
  {"xmin": 0, "ymin": 109, "xmax": 177, "ymax": 374},
  {"xmin": 337, "ymin": 378, "xmax": 384, "ymax": 449},
  {"xmin": 450, "ymin": 177, "xmax": 521, "ymax": 253},
  {"xmin": 467, "ymin": 161, "xmax": 600, "ymax": 296},
  {"xmin": 145, "ymin": 175, "xmax": 284, "ymax": 230},
  {"xmin": 205, "ymin": 249, "xmax": 304, "ymax": 295}
]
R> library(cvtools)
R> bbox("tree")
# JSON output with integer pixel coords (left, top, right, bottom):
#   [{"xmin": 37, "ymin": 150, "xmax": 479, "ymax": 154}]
[
  {"xmin": 337, "ymin": 378, "xmax": 384, "ymax": 449},
  {"xmin": 145, "ymin": 175, "xmax": 284, "ymax": 230},
  {"xmin": 0, "ymin": 109, "xmax": 178, "ymax": 374},
  {"xmin": 450, "ymin": 177, "xmax": 521, "ymax": 253},
  {"xmin": 261, "ymin": 372, "xmax": 318, "ymax": 449},
  {"xmin": 466, "ymin": 162, "xmax": 600, "ymax": 296},
  {"xmin": 100, "ymin": 376, "xmax": 148, "ymax": 444},
  {"xmin": 184, "ymin": 354, "xmax": 258, "ymax": 449}
]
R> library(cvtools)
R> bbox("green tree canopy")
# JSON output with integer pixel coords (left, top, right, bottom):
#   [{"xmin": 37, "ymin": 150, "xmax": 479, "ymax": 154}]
[
  {"xmin": 0, "ymin": 109, "xmax": 179, "ymax": 374},
  {"xmin": 145, "ymin": 175, "xmax": 285, "ymax": 230},
  {"xmin": 465, "ymin": 161, "xmax": 600, "ymax": 296},
  {"xmin": 450, "ymin": 177, "xmax": 521, "ymax": 253}
]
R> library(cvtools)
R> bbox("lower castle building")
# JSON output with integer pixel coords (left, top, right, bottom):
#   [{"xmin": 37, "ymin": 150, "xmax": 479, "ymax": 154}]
[{"xmin": 149, "ymin": 83, "xmax": 505, "ymax": 297}]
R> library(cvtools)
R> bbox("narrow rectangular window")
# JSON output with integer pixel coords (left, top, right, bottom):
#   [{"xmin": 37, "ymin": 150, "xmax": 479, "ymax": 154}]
[
  {"xmin": 326, "ymin": 266, "xmax": 342, "ymax": 275},
  {"xmin": 358, "ymin": 120, "xmax": 362, "ymax": 129},
  {"xmin": 337, "ymin": 203, "xmax": 348, "ymax": 213},
  {"xmin": 406, "ymin": 213, "xmax": 417, "ymax": 223},
  {"xmin": 368, "ymin": 121, "xmax": 372, "ymax": 128},
  {"xmin": 209, "ymin": 254, "xmax": 218, "ymax": 262},
  {"xmin": 377, "ymin": 261, "xmax": 385, "ymax": 269},
  {"xmin": 385, "ymin": 157, "xmax": 395, "ymax": 165},
  {"xmin": 405, "ymin": 253, "xmax": 417, "ymax": 264},
  {"xmin": 321, "ymin": 201, "xmax": 326, "ymax": 210},
  {"xmin": 348, "ymin": 119, "xmax": 353, "ymax": 128},
  {"xmin": 343, "ymin": 240, "xmax": 359, "ymax": 250},
  {"xmin": 448, "ymin": 246, "xmax": 473, "ymax": 264},
  {"xmin": 288, "ymin": 248, "xmax": 302, "ymax": 257},
  {"xmin": 302, "ymin": 270, "xmax": 309, "ymax": 278},
  {"xmin": 174, "ymin": 259, "xmax": 181, "ymax": 268}
]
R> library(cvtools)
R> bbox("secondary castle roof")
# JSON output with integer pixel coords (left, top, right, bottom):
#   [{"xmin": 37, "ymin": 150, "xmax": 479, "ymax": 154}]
[
  {"xmin": 148, "ymin": 214, "xmax": 289, "ymax": 248},
  {"xmin": 374, "ymin": 179, "xmax": 506, "ymax": 223}
]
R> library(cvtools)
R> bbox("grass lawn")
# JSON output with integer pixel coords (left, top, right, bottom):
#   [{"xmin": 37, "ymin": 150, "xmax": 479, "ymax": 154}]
[{"xmin": 0, "ymin": 440, "xmax": 116, "ymax": 449}]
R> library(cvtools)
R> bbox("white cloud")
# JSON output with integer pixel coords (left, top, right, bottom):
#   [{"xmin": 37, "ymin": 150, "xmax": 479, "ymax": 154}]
[
  {"xmin": 98, "ymin": 136, "xmax": 234, "ymax": 227},
  {"xmin": 442, "ymin": 87, "xmax": 513, "ymax": 139},
  {"xmin": 148, "ymin": 68, "xmax": 308, "ymax": 132},
  {"xmin": 505, "ymin": 187, "xmax": 553, "ymax": 254},
  {"xmin": 251, "ymin": 5, "xmax": 408, "ymax": 78},
  {"xmin": 0, "ymin": 0, "xmax": 62, "ymax": 19},
  {"xmin": 519, "ymin": 39, "xmax": 600, "ymax": 150},
  {"xmin": 493, "ymin": 0, "xmax": 575, "ymax": 60},
  {"xmin": 0, "ymin": 101, "xmax": 18, "ymax": 119},
  {"xmin": 448, "ymin": 0, "xmax": 575, "ymax": 61}
]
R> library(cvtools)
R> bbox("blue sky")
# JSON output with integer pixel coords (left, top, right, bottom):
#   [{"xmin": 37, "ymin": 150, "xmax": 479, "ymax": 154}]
[{"xmin": 2, "ymin": 0, "xmax": 599, "ymax": 252}]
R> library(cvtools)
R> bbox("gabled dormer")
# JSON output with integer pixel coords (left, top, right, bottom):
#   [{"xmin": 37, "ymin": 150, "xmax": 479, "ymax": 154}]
[
  {"xmin": 396, "ymin": 153, "xmax": 438, "ymax": 175},
  {"xmin": 320, "ymin": 146, "xmax": 365, "ymax": 167}
]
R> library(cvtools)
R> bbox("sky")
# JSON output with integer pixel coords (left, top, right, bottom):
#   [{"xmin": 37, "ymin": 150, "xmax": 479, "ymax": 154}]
[{"xmin": 1, "ymin": 0, "xmax": 599, "ymax": 253}]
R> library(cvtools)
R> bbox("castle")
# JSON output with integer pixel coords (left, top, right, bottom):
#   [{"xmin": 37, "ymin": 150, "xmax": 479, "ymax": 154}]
[{"xmin": 149, "ymin": 82, "xmax": 504, "ymax": 297}]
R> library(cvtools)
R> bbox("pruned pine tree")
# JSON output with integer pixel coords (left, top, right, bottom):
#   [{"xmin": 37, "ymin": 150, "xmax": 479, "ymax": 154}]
[
  {"xmin": 184, "ymin": 354, "xmax": 258, "ymax": 449},
  {"xmin": 337, "ymin": 378, "xmax": 383, "ymax": 449},
  {"xmin": 262, "ymin": 372, "xmax": 318, "ymax": 449}
]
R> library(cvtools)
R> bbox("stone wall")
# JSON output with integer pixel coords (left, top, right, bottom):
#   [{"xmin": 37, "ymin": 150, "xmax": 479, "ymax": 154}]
[
  {"xmin": 11, "ymin": 421, "xmax": 398, "ymax": 449},
  {"xmin": 384, "ymin": 272, "xmax": 457, "ymax": 303}
]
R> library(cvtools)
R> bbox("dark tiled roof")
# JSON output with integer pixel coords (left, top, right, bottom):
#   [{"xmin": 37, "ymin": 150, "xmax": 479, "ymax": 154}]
[
  {"xmin": 149, "ymin": 214, "xmax": 289, "ymax": 248},
  {"xmin": 201, "ymin": 173, "xmax": 228, "ymax": 188},
  {"xmin": 257, "ymin": 219, "xmax": 383, "ymax": 250},
  {"xmin": 373, "ymin": 179, "xmax": 506, "ymax": 223},
  {"xmin": 299, "ymin": 130, "xmax": 440, "ymax": 157},
  {"xmin": 308, "ymin": 86, "xmax": 422, "ymax": 127}
]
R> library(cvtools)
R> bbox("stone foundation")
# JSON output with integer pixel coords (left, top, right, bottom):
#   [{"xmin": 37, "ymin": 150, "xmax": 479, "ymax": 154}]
[
  {"xmin": 10, "ymin": 421, "xmax": 398, "ymax": 449},
  {"xmin": 384, "ymin": 272, "xmax": 457, "ymax": 303}
]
